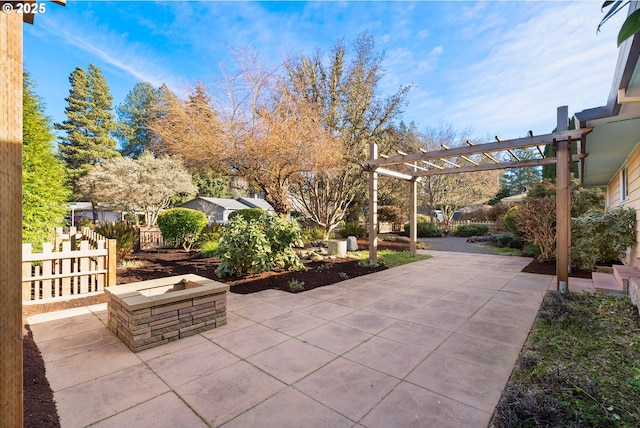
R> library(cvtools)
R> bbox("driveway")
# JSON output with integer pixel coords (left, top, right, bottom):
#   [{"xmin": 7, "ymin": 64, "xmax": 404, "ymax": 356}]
[{"xmin": 420, "ymin": 236, "xmax": 498, "ymax": 255}]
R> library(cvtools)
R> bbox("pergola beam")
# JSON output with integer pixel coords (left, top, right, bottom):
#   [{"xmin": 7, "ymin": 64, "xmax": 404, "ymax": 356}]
[
  {"xmin": 412, "ymin": 153, "xmax": 586, "ymax": 177},
  {"xmin": 363, "ymin": 128, "xmax": 591, "ymax": 168}
]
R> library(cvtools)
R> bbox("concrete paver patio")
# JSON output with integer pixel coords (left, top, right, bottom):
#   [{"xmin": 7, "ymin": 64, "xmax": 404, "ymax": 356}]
[{"xmin": 27, "ymin": 251, "xmax": 558, "ymax": 427}]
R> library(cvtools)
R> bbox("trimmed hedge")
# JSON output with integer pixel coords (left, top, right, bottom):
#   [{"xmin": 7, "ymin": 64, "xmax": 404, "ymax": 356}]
[
  {"xmin": 453, "ymin": 224, "xmax": 489, "ymax": 237},
  {"xmin": 404, "ymin": 222, "xmax": 442, "ymax": 238},
  {"xmin": 157, "ymin": 208, "xmax": 208, "ymax": 251}
]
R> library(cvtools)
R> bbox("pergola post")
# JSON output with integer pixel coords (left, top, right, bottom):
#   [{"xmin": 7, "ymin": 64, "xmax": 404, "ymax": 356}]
[
  {"xmin": 368, "ymin": 143, "xmax": 378, "ymax": 265},
  {"xmin": 409, "ymin": 164, "xmax": 417, "ymax": 257},
  {"xmin": 556, "ymin": 106, "xmax": 570, "ymax": 293},
  {"xmin": 1, "ymin": 11, "xmax": 24, "ymax": 427}
]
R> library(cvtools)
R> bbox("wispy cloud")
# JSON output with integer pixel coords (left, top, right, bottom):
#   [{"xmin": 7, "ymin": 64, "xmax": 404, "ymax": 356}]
[
  {"xmin": 424, "ymin": 1, "xmax": 625, "ymax": 138},
  {"xmin": 33, "ymin": 12, "xmax": 188, "ymax": 95}
]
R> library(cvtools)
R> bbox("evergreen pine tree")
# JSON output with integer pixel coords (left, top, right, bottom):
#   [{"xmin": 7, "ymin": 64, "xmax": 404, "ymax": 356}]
[
  {"xmin": 56, "ymin": 64, "xmax": 119, "ymax": 183},
  {"xmin": 23, "ymin": 71, "xmax": 70, "ymax": 248},
  {"xmin": 116, "ymin": 82, "xmax": 162, "ymax": 158}
]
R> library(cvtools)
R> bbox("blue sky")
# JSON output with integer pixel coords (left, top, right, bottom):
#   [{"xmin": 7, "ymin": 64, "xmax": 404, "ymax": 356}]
[{"xmin": 24, "ymin": 1, "xmax": 626, "ymax": 142}]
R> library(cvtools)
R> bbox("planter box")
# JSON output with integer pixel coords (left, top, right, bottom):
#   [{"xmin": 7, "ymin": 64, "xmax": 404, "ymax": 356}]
[{"xmin": 105, "ymin": 274, "xmax": 229, "ymax": 352}]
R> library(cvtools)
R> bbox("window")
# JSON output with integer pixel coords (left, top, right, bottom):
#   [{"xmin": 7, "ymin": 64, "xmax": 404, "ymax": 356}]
[{"xmin": 621, "ymin": 165, "xmax": 629, "ymax": 202}]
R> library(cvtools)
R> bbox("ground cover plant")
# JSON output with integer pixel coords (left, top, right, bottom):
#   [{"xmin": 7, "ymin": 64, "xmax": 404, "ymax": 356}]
[{"xmin": 492, "ymin": 291, "xmax": 640, "ymax": 427}]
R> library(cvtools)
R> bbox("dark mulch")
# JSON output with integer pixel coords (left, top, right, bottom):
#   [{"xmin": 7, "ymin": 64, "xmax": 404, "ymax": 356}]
[
  {"xmin": 521, "ymin": 258, "xmax": 623, "ymax": 279},
  {"xmin": 116, "ymin": 238, "xmax": 409, "ymax": 292}
]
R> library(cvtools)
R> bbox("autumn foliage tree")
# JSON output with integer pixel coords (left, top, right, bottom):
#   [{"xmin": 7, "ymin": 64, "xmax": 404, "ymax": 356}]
[{"xmin": 151, "ymin": 59, "xmax": 341, "ymax": 214}]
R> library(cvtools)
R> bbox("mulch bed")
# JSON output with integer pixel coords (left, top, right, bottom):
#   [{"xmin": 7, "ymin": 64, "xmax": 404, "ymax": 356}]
[{"xmin": 521, "ymin": 259, "xmax": 593, "ymax": 279}]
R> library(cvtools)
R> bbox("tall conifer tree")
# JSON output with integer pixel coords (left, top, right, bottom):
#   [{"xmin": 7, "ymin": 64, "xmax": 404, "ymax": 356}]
[
  {"xmin": 56, "ymin": 64, "xmax": 119, "ymax": 182},
  {"xmin": 56, "ymin": 64, "xmax": 119, "ymax": 217},
  {"xmin": 23, "ymin": 71, "xmax": 70, "ymax": 247},
  {"xmin": 116, "ymin": 82, "xmax": 162, "ymax": 158}
]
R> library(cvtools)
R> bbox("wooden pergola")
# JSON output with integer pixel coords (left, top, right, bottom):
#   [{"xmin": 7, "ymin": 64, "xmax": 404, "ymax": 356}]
[
  {"xmin": 362, "ymin": 107, "xmax": 592, "ymax": 293},
  {"xmin": 1, "ymin": 3, "xmax": 65, "ymax": 426}
]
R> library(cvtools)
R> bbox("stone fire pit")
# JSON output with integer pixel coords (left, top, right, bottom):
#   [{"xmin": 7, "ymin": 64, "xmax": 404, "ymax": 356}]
[{"xmin": 105, "ymin": 274, "xmax": 229, "ymax": 352}]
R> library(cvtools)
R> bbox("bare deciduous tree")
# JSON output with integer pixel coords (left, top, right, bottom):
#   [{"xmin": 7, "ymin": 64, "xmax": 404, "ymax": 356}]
[
  {"xmin": 418, "ymin": 125, "xmax": 501, "ymax": 231},
  {"xmin": 287, "ymin": 32, "xmax": 410, "ymax": 237}
]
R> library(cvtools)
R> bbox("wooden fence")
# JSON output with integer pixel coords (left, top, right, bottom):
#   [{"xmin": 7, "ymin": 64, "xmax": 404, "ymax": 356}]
[
  {"xmin": 139, "ymin": 226, "xmax": 167, "ymax": 250},
  {"xmin": 22, "ymin": 227, "xmax": 116, "ymax": 303}
]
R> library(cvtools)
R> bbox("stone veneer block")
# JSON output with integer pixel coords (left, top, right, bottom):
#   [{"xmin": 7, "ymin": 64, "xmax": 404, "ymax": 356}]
[{"xmin": 105, "ymin": 274, "xmax": 229, "ymax": 352}]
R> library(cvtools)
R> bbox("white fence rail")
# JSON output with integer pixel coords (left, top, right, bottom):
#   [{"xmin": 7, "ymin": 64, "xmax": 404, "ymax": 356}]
[{"xmin": 22, "ymin": 227, "xmax": 116, "ymax": 303}]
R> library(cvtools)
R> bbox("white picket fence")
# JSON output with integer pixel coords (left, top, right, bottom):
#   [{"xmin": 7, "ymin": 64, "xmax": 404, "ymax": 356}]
[{"xmin": 22, "ymin": 227, "xmax": 116, "ymax": 303}]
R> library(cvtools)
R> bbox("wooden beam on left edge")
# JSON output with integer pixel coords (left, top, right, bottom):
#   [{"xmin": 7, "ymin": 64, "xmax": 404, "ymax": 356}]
[{"xmin": 1, "ymin": 11, "xmax": 24, "ymax": 428}]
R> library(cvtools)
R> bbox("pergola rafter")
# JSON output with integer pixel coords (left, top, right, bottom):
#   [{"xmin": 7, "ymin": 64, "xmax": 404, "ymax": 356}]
[{"xmin": 363, "ymin": 108, "xmax": 591, "ymax": 293}]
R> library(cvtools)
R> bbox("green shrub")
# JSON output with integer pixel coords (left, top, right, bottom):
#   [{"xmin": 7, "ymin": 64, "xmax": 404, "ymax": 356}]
[
  {"xmin": 94, "ymin": 221, "xmax": 139, "ymax": 259},
  {"xmin": 339, "ymin": 223, "xmax": 367, "ymax": 238},
  {"xmin": 214, "ymin": 212, "xmax": 304, "ymax": 277},
  {"xmin": 157, "ymin": 208, "xmax": 208, "ymax": 251},
  {"xmin": 228, "ymin": 208, "xmax": 264, "ymax": 222},
  {"xmin": 496, "ymin": 232, "xmax": 523, "ymax": 249},
  {"xmin": 453, "ymin": 224, "xmax": 489, "ymax": 237},
  {"xmin": 504, "ymin": 206, "xmax": 520, "ymax": 234},
  {"xmin": 404, "ymin": 222, "xmax": 442, "ymax": 238},
  {"xmin": 521, "ymin": 243, "xmax": 541, "ymax": 258},
  {"xmin": 199, "ymin": 240, "xmax": 219, "ymax": 258},
  {"xmin": 571, "ymin": 207, "xmax": 636, "ymax": 270},
  {"xmin": 197, "ymin": 224, "xmax": 222, "ymax": 247},
  {"xmin": 302, "ymin": 225, "xmax": 327, "ymax": 242}
]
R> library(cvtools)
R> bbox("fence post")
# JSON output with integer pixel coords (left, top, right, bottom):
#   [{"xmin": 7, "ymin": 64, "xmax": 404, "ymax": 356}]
[{"xmin": 107, "ymin": 239, "xmax": 117, "ymax": 287}]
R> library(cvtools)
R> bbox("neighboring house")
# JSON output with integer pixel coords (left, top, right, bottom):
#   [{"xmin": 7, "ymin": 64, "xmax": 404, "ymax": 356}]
[
  {"xmin": 576, "ymin": 2, "xmax": 640, "ymax": 266},
  {"xmin": 70, "ymin": 202, "xmax": 123, "ymax": 224},
  {"xmin": 237, "ymin": 197, "xmax": 276, "ymax": 214},
  {"xmin": 181, "ymin": 197, "xmax": 275, "ymax": 224}
]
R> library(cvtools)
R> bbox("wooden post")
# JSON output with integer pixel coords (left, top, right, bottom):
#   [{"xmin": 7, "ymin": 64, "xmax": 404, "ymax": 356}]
[
  {"xmin": 556, "ymin": 106, "xmax": 570, "ymax": 293},
  {"xmin": 0, "ymin": 11, "xmax": 24, "ymax": 427},
  {"xmin": 368, "ymin": 143, "xmax": 378, "ymax": 265},
  {"xmin": 107, "ymin": 239, "xmax": 117, "ymax": 286},
  {"xmin": 409, "ymin": 164, "xmax": 417, "ymax": 257}
]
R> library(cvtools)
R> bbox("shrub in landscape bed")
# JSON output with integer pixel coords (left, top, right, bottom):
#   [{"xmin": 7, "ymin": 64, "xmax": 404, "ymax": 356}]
[
  {"xmin": 521, "ymin": 243, "xmax": 541, "ymax": 258},
  {"xmin": 453, "ymin": 223, "xmax": 489, "ymax": 237},
  {"xmin": 196, "ymin": 224, "xmax": 222, "ymax": 247},
  {"xmin": 214, "ymin": 212, "xmax": 304, "ymax": 277},
  {"xmin": 228, "ymin": 208, "xmax": 264, "ymax": 222},
  {"xmin": 157, "ymin": 208, "xmax": 208, "ymax": 251},
  {"xmin": 496, "ymin": 232, "xmax": 523, "ymax": 249},
  {"xmin": 571, "ymin": 207, "xmax": 636, "ymax": 270},
  {"xmin": 302, "ymin": 225, "xmax": 327, "ymax": 242},
  {"xmin": 514, "ymin": 197, "xmax": 556, "ymax": 261},
  {"xmin": 94, "ymin": 221, "xmax": 139, "ymax": 259},
  {"xmin": 503, "ymin": 206, "xmax": 519, "ymax": 234},
  {"xmin": 338, "ymin": 223, "xmax": 367, "ymax": 238},
  {"xmin": 404, "ymin": 222, "xmax": 442, "ymax": 238}
]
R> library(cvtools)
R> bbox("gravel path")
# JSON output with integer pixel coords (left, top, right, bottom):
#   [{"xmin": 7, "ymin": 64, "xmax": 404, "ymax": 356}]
[{"xmin": 419, "ymin": 236, "xmax": 498, "ymax": 255}]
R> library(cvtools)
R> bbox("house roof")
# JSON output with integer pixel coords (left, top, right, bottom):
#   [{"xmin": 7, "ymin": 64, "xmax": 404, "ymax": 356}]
[
  {"xmin": 196, "ymin": 197, "xmax": 249, "ymax": 210},
  {"xmin": 237, "ymin": 197, "xmax": 275, "ymax": 211},
  {"xmin": 576, "ymin": 1, "xmax": 640, "ymax": 187}
]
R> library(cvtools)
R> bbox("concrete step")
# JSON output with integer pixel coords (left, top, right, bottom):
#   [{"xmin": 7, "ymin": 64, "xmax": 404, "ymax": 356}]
[
  {"xmin": 613, "ymin": 265, "xmax": 640, "ymax": 294},
  {"xmin": 592, "ymin": 272, "xmax": 624, "ymax": 295}
]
